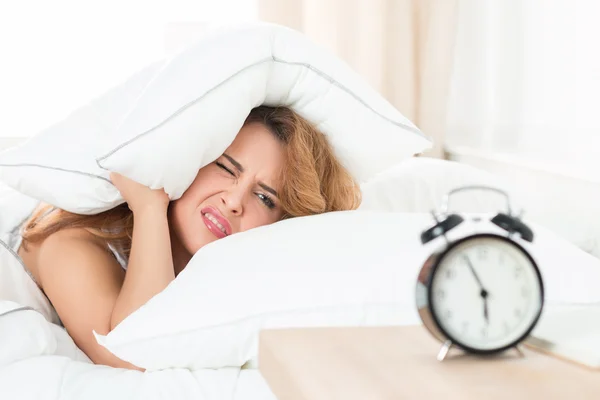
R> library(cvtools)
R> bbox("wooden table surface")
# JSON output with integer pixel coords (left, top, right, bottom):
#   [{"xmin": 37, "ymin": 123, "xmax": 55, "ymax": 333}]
[{"xmin": 258, "ymin": 325, "xmax": 600, "ymax": 400}]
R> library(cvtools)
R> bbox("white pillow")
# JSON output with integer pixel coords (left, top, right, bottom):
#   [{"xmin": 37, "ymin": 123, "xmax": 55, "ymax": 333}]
[
  {"xmin": 94, "ymin": 210, "xmax": 600, "ymax": 371},
  {"xmin": 0, "ymin": 301, "xmax": 57, "ymax": 368},
  {"xmin": 359, "ymin": 157, "xmax": 522, "ymax": 214},
  {"xmin": 0, "ymin": 61, "xmax": 162, "ymax": 214},
  {"xmin": 0, "ymin": 21, "xmax": 430, "ymax": 214},
  {"xmin": 359, "ymin": 157, "xmax": 600, "ymax": 258},
  {"xmin": 0, "ymin": 183, "xmax": 60, "ymax": 325}
]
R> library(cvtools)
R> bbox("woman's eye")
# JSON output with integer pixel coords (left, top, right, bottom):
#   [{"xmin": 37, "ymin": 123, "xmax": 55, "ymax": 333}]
[
  {"xmin": 258, "ymin": 193, "xmax": 275, "ymax": 209},
  {"xmin": 216, "ymin": 162, "xmax": 235, "ymax": 176}
]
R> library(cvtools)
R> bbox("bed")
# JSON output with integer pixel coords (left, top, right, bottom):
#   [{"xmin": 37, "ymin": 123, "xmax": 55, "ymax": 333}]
[
  {"xmin": 3, "ymin": 156, "xmax": 600, "ymax": 399},
  {"xmin": 0, "ymin": 181, "xmax": 279, "ymax": 400}
]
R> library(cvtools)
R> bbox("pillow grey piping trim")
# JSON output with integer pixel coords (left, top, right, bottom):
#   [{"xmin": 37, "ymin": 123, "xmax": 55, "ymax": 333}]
[
  {"xmin": 95, "ymin": 56, "xmax": 273, "ymax": 163},
  {"xmin": 0, "ymin": 163, "xmax": 110, "ymax": 183},
  {"xmin": 0, "ymin": 237, "xmax": 44, "ymax": 314},
  {"xmin": 0, "ymin": 305, "xmax": 36, "ymax": 318},
  {"xmin": 0, "ymin": 237, "xmax": 28, "ymax": 268},
  {"xmin": 96, "ymin": 55, "xmax": 428, "ymax": 164},
  {"xmin": 0, "ymin": 237, "xmax": 55, "ymax": 312},
  {"xmin": 0, "ymin": 237, "xmax": 40, "ymax": 286},
  {"xmin": 273, "ymin": 56, "xmax": 425, "ymax": 138}
]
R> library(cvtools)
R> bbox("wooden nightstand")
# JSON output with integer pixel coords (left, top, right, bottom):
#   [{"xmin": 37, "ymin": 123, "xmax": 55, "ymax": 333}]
[{"xmin": 258, "ymin": 325, "xmax": 600, "ymax": 400}]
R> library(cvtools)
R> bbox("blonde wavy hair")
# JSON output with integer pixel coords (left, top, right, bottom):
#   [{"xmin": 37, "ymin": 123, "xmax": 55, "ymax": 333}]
[{"xmin": 20, "ymin": 105, "xmax": 362, "ymax": 257}]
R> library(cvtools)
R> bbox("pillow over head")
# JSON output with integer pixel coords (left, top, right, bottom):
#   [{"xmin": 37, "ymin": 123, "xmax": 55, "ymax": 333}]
[{"xmin": 0, "ymin": 21, "xmax": 430, "ymax": 214}]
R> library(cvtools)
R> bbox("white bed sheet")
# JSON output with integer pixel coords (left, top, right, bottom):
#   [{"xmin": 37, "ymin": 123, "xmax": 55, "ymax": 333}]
[
  {"xmin": 0, "ymin": 359, "xmax": 277, "ymax": 400},
  {"xmin": 0, "ymin": 302, "xmax": 277, "ymax": 400}
]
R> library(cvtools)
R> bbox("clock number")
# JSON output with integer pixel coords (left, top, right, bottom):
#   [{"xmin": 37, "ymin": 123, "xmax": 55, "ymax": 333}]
[
  {"xmin": 444, "ymin": 309, "xmax": 453, "ymax": 320},
  {"xmin": 481, "ymin": 327, "xmax": 488, "ymax": 339},
  {"xmin": 498, "ymin": 253, "xmax": 505, "ymax": 265},
  {"xmin": 514, "ymin": 308, "xmax": 522, "ymax": 318},
  {"xmin": 435, "ymin": 289, "xmax": 446, "ymax": 302},
  {"xmin": 445, "ymin": 268, "xmax": 455, "ymax": 280},
  {"xmin": 514, "ymin": 266, "xmax": 523, "ymax": 279},
  {"xmin": 503, "ymin": 321, "xmax": 510, "ymax": 335},
  {"xmin": 477, "ymin": 247, "xmax": 489, "ymax": 261},
  {"xmin": 520, "ymin": 286, "xmax": 530, "ymax": 298},
  {"xmin": 462, "ymin": 321, "xmax": 469, "ymax": 334}
]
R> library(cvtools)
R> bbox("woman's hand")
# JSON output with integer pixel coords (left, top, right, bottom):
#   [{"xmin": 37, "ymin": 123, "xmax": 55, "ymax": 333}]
[
  {"xmin": 110, "ymin": 172, "xmax": 170, "ymax": 216},
  {"xmin": 109, "ymin": 172, "xmax": 175, "ymax": 330}
]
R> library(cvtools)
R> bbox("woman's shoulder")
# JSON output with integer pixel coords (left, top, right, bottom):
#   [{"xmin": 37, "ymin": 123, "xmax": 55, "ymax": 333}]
[
  {"xmin": 36, "ymin": 228, "xmax": 124, "ymax": 277},
  {"xmin": 42, "ymin": 227, "xmax": 105, "ymax": 249}
]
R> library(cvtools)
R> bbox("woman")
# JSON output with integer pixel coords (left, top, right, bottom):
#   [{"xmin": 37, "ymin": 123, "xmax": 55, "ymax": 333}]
[{"xmin": 16, "ymin": 105, "xmax": 361, "ymax": 370}]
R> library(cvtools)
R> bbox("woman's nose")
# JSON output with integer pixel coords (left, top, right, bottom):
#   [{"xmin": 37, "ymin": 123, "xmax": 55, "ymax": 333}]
[{"xmin": 220, "ymin": 188, "xmax": 244, "ymax": 216}]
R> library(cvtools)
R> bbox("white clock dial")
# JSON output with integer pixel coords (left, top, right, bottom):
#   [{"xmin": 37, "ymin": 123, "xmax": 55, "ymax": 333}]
[{"xmin": 430, "ymin": 236, "xmax": 543, "ymax": 351}]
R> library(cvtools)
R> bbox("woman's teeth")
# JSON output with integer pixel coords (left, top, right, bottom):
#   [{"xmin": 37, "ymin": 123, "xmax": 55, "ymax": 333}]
[{"xmin": 205, "ymin": 212, "xmax": 227, "ymax": 235}]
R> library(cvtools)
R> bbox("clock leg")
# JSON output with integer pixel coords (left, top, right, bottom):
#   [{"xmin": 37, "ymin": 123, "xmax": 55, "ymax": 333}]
[
  {"xmin": 437, "ymin": 340, "xmax": 453, "ymax": 361},
  {"xmin": 514, "ymin": 345, "xmax": 526, "ymax": 358}
]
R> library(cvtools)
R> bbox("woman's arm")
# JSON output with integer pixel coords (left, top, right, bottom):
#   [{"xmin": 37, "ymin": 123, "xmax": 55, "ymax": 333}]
[
  {"xmin": 37, "ymin": 229, "xmax": 144, "ymax": 370},
  {"xmin": 108, "ymin": 172, "xmax": 174, "ymax": 330},
  {"xmin": 38, "ymin": 173, "xmax": 174, "ymax": 369},
  {"xmin": 110, "ymin": 206, "xmax": 175, "ymax": 330}
]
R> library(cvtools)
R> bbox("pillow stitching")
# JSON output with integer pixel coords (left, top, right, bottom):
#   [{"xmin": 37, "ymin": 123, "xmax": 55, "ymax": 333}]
[
  {"xmin": 0, "ymin": 237, "xmax": 55, "ymax": 317},
  {"xmin": 95, "ymin": 57, "xmax": 428, "ymax": 165},
  {"xmin": 0, "ymin": 234, "xmax": 54, "ymax": 300},
  {"xmin": 271, "ymin": 56, "xmax": 425, "ymax": 137},
  {"xmin": 8, "ymin": 205, "xmax": 40, "ymax": 239},
  {"xmin": 0, "ymin": 163, "xmax": 111, "ymax": 182},
  {"xmin": 0, "ymin": 236, "xmax": 32, "ymax": 270},
  {"xmin": 95, "ymin": 56, "xmax": 274, "ymax": 164},
  {"xmin": 0, "ymin": 305, "xmax": 36, "ymax": 318}
]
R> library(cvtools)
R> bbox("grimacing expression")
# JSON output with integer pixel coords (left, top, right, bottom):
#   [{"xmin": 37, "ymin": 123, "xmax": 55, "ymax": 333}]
[{"xmin": 169, "ymin": 122, "xmax": 286, "ymax": 254}]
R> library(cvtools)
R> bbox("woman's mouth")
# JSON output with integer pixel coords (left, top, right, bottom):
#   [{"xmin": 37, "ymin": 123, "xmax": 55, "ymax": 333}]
[{"xmin": 201, "ymin": 207, "xmax": 232, "ymax": 239}]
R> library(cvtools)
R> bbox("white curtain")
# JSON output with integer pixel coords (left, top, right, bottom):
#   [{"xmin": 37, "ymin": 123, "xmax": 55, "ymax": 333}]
[
  {"xmin": 445, "ymin": 0, "xmax": 600, "ymax": 168},
  {"xmin": 258, "ymin": 0, "xmax": 459, "ymax": 158}
]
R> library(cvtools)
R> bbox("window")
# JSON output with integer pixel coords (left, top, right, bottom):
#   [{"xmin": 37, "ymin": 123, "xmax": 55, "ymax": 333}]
[{"xmin": 445, "ymin": 0, "xmax": 600, "ymax": 171}]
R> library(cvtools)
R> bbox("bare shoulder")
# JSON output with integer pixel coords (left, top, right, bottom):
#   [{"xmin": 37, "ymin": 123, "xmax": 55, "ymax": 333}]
[
  {"xmin": 37, "ymin": 228, "xmax": 122, "ymax": 276},
  {"xmin": 38, "ymin": 227, "xmax": 107, "ymax": 251},
  {"xmin": 36, "ymin": 227, "xmax": 126, "ymax": 308},
  {"xmin": 35, "ymin": 228, "xmax": 140, "ymax": 369}
]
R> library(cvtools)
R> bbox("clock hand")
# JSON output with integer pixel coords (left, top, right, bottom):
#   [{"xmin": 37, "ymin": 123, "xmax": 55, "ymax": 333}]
[
  {"xmin": 463, "ymin": 255, "xmax": 486, "ymax": 290},
  {"xmin": 463, "ymin": 255, "xmax": 491, "ymax": 323},
  {"xmin": 483, "ymin": 292, "xmax": 490, "ymax": 324}
]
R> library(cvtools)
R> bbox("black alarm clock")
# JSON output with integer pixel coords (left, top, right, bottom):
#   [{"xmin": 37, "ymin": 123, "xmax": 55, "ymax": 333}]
[{"xmin": 415, "ymin": 185, "xmax": 544, "ymax": 361}]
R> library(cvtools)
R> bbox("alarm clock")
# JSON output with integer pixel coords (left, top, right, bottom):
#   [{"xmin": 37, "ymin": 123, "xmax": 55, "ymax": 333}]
[{"xmin": 415, "ymin": 185, "xmax": 544, "ymax": 361}]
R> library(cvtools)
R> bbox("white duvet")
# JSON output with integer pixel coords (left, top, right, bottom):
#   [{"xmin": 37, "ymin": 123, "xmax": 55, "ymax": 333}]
[
  {"xmin": 0, "ymin": 346, "xmax": 274, "ymax": 400},
  {"xmin": 0, "ymin": 300, "xmax": 277, "ymax": 400},
  {"xmin": 0, "ymin": 313, "xmax": 275, "ymax": 400},
  {"xmin": 0, "ymin": 183, "xmax": 277, "ymax": 400}
]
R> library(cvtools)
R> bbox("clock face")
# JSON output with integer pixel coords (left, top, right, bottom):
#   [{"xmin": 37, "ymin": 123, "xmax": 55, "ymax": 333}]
[{"xmin": 429, "ymin": 235, "xmax": 543, "ymax": 352}]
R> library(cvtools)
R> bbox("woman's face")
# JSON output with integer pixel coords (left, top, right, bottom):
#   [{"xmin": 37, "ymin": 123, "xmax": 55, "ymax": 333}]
[{"xmin": 169, "ymin": 122, "xmax": 286, "ymax": 255}]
